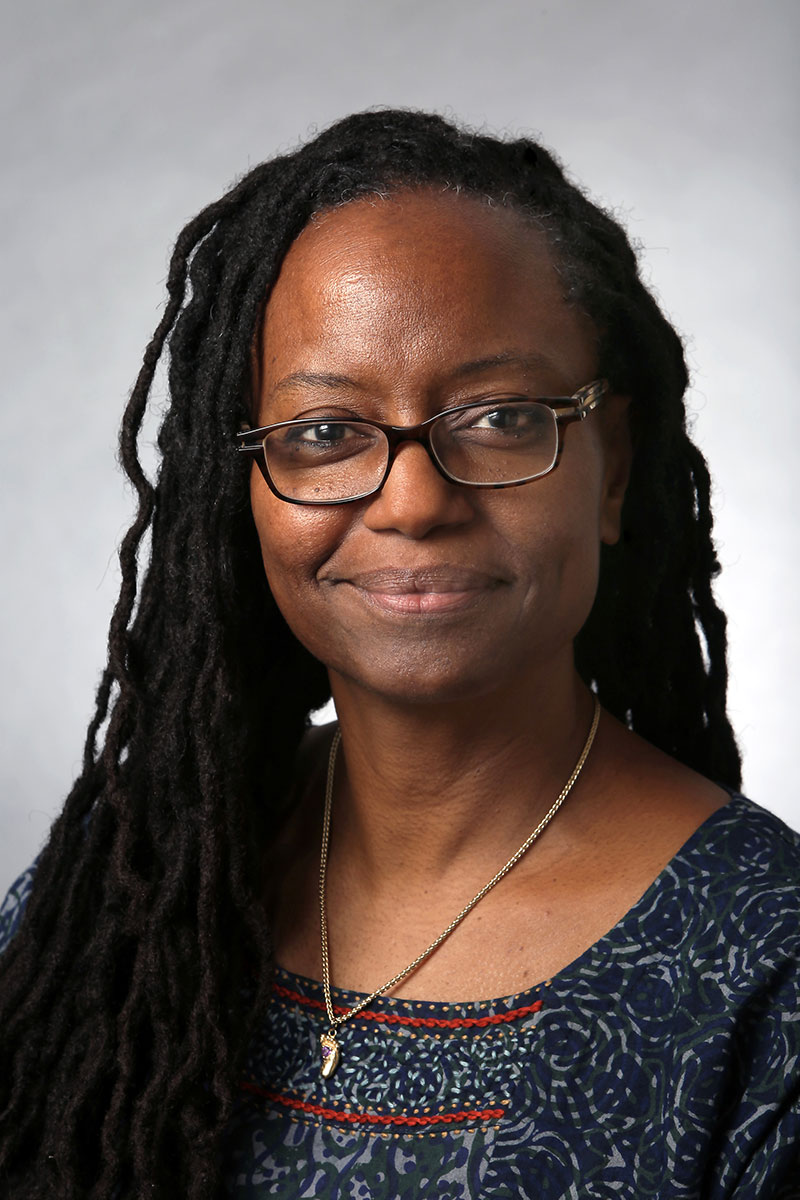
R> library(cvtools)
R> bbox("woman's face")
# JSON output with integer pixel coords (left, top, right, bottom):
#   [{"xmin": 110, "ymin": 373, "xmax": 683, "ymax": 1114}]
[{"xmin": 250, "ymin": 189, "xmax": 629, "ymax": 707}]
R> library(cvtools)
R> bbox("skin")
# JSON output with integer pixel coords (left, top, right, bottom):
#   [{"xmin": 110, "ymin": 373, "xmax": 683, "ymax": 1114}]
[{"xmin": 251, "ymin": 190, "xmax": 727, "ymax": 1001}]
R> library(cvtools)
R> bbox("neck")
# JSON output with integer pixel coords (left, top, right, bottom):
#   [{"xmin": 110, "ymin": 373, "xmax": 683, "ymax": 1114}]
[{"xmin": 325, "ymin": 667, "xmax": 598, "ymax": 889}]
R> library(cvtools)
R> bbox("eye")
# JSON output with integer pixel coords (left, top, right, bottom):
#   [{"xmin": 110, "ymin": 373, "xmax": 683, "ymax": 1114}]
[
  {"xmin": 451, "ymin": 401, "xmax": 552, "ymax": 439},
  {"xmin": 286, "ymin": 422, "xmax": 351, "ymax": 445},
  {"xmin": 266, "ymin": 420, "xmax": 382, "ymax": 466},
  {"xmin": 471, "ymin": 405, "xmax": 529, "ymax": 431}
]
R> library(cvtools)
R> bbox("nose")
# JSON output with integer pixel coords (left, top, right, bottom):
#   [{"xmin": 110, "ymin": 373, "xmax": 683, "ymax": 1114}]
[{"xmin": 362, "ymin": 440, "xmax": 476, "ymax": 539}]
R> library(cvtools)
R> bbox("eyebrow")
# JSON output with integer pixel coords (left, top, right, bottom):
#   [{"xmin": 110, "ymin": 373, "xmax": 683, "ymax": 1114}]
[
  {"xmin": 449, "ymin": 352, "xmax": 556, "ymax": 379},
  {"xmin": 272, "ymin": 353, "xmax": 557, "ymax": 394},
  {"xmin": 272, "ymin": 371, "xmax": 367, "ymax": 393}
]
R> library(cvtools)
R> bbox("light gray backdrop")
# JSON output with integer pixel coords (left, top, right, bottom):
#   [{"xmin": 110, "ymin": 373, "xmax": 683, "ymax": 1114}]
[{"xmin": 2, "ymin": 0, "xmax": 798, "ymax": 894}]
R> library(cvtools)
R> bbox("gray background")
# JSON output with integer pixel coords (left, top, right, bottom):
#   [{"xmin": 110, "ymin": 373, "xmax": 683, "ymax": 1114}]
[{"xmin": 2, "ymin": 0, "xmax": 798, "ymax": 894}]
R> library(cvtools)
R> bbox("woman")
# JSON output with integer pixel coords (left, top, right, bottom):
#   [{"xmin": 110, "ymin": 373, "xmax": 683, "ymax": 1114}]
[{"xmin": 0, "ymin": 110, "xmax": 797, "ymax": 1198}]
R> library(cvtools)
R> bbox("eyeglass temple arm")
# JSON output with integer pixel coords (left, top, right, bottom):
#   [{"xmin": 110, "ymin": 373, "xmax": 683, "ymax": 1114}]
[
  {"xmin": 553, "ymin": 381, "xmax": 606, "ymax": 423},
  {"xmin": 237, "ymin": 424, "xmax": 261, "ymax": 454}
]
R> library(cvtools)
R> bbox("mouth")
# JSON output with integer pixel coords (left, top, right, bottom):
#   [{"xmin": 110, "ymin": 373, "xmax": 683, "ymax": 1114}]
[{"xmin": 329, "ymin": 566, "xmax": 507, "ymax": 615}]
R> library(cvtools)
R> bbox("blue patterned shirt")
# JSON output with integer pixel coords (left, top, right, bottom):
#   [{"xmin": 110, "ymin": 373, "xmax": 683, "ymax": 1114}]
[{"xmin": 2, "ymin": 796, "xmax": 799, "ymax": 1197}]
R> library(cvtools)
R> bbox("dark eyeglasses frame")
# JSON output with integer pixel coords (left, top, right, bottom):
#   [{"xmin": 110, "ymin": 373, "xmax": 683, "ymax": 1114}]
[{"xmin": 236, "ymin": 379, "xmax": 607, "ymax": 506}]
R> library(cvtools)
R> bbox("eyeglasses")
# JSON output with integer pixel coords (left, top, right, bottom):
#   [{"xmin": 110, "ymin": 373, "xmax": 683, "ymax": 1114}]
[{"xmin": 236, "ymin": 379, "xmax": 607, "ymax": 506}]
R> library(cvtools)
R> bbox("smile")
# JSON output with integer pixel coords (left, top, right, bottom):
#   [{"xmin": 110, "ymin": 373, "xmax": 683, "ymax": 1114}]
[{"xmin": 331, "ymin": 566, "xmax": 507, "ymax": 616}]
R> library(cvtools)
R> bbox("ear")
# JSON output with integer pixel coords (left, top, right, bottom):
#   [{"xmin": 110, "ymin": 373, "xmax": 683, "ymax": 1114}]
[{"xmin": 598, "ymin": 394, "xmax": 632, "ymax": 546}]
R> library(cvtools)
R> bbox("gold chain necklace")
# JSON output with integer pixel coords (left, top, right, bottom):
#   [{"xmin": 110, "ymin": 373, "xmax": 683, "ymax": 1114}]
[{"xmin": 317, "ymin": 696, "xmax": 601, "ymax": 1078}]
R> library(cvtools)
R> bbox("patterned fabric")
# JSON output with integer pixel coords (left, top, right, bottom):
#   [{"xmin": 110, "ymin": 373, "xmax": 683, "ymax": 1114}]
[
  {"xmin": 3, "ymin": 798, "xmax": 799, "ymax": 1197},
  {"xmin": 223, "ymin": 797, "xmax": 800, "ymax": 1198},
  {"xmin": 0, "ymin": 857, "xmax": 37, "ymax": 953}
]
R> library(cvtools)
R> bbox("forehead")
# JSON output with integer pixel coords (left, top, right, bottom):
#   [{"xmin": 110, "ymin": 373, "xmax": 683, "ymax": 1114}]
[
  {"xmin": 282, "ymin": 188, "xmax": 550, "ymax": 277},
  {"xmin": 257, "ymin": 189, "xmax": 597, "ymax": 405}
]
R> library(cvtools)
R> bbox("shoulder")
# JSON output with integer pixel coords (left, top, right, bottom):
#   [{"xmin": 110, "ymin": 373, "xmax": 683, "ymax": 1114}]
[
  {"xmin": 0, "ymin": 859, "xmax": 39, "ymax": 955},
  {"xmin": 541, "ymin": 797, "xmax": 800, "ymax": 1197},
  {"xmin": 670, "ymin": 794, "xmax": 800, "ymax": 915},
  {"xmin": 689, "ymin": 793, "xmax": 799, "ymax": 942},
  {"xmin": 588, "ymin": 718, "xmax": 799, "ymax": 961},
  {"xmin": 621, "ymin": 794, "xmax": 800, "ymax": 985},
  {"xmin": 665, "ymin": 798, "xmax": 800, "ymax": 1183}
]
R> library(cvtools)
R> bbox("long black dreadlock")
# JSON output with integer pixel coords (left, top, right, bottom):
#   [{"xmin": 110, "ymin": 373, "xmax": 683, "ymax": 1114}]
[{"xmin": 0, "ymin": 109, "xmax": 741, "ymax": 1197}]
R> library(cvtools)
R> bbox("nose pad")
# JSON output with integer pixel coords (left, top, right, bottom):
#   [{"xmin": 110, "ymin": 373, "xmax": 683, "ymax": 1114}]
[{"xmin": 362, "ymin": 441, "xmax": 474, "ymax": 537}]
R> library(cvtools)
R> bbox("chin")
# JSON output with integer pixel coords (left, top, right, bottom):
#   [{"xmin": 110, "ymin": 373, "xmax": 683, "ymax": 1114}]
[
  {"xmin": 327, "ymin": 643, "xmax": 548, "ymax": 711},
  {"xmin": 337, "ymin": 676, "xmax": 498, "ymax": 711}
]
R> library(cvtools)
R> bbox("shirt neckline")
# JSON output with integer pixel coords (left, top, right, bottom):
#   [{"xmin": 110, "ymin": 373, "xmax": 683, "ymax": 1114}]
[{"xmin": 273, "ymin": 791, "xmax": 752, "ymax": 1019}]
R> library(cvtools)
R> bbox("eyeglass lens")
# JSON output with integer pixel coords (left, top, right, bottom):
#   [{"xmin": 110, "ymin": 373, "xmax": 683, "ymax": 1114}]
[{"xmin": 261, "ymin": 401, "xmax": 560, "ymax": 502}]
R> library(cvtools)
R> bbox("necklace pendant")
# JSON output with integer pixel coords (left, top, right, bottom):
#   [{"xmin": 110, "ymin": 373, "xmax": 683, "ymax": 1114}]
[{"xmin": 320, "ymin": 1032, "xmax": 341, "ymax": 1078}]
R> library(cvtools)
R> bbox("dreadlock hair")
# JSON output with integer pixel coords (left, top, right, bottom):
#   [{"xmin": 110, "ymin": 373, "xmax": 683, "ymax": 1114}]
[{"xmin": 0, "ymin": 108, "xmax": 741, "ymax": 1197}]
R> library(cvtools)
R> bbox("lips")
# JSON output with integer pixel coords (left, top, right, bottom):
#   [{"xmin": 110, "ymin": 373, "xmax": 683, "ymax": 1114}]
[
  {"xmin": 329, "ymin": 566, "xmax": 507, "ymax": 615},
  {"xmin": 344, "ymin": 566, "xmax": 501, "ymax": 592}
]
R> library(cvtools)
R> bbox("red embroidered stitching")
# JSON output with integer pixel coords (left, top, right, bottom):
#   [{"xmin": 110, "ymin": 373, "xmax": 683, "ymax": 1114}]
[
  {"xmin": 241, "ymin": 1083, "xmax": 505, "ymax": 1126},
  {"xmin": 272, "ymin": 983, "xmax": 542, "ymax": 1028}
]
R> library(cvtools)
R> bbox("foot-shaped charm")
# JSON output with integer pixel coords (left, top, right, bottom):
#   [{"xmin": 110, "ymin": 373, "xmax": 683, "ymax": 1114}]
[{"xmin": 320, "ymin": 1032, "xmax": 340, "ymax": 1078}]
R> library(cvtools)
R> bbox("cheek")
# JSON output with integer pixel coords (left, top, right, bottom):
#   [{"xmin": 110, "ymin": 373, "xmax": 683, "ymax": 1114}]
[
  {"xmin": 249, "ymin": 471, "xmax": 346, "ymax": 629},
  {"xmin": 503, "ymin": 460, "xmax": 606, "ymax": 627},
  {"xmin": 514, "ymin": 508, "xmax": 601, "ymax": 618}
]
